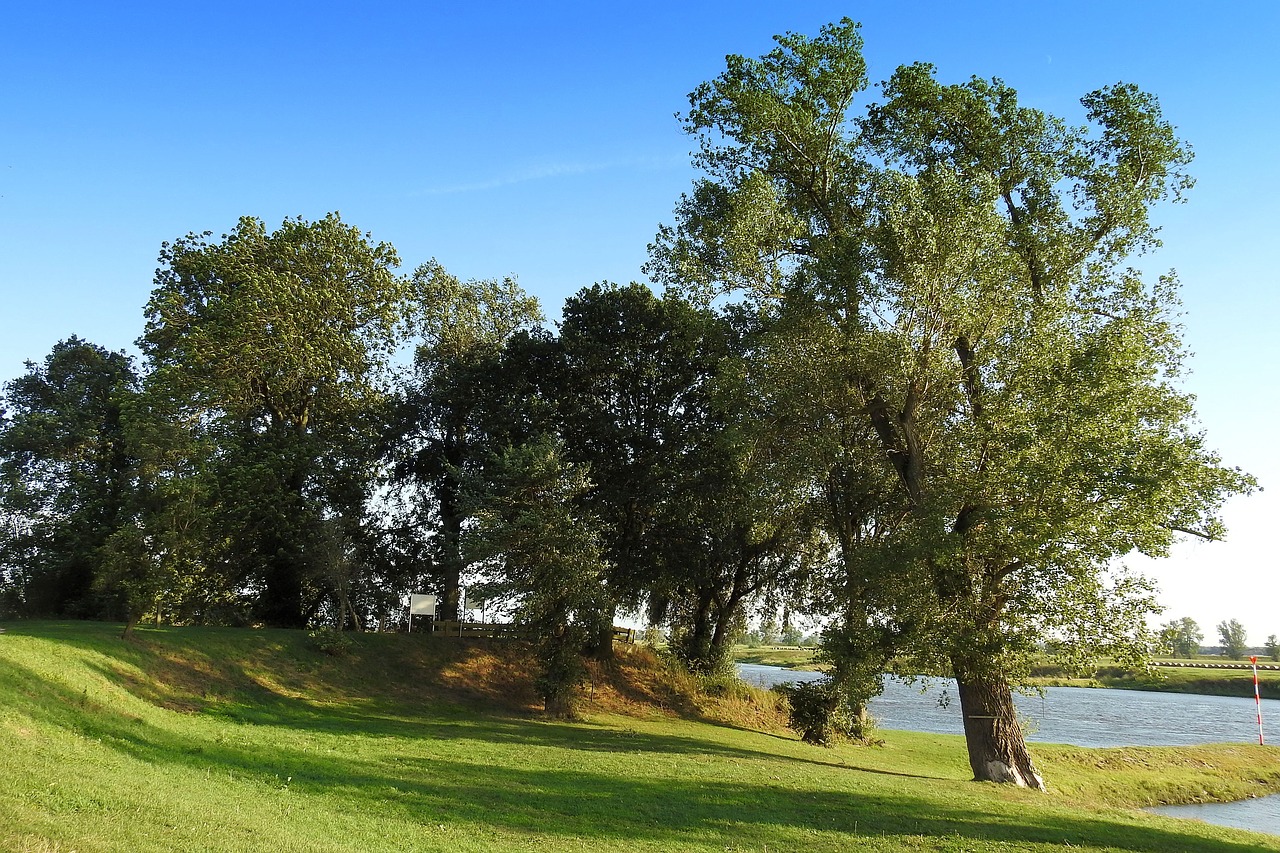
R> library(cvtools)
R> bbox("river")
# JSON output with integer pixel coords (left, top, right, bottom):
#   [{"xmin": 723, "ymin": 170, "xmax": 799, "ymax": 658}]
[
  {"xmin": 737, "ymin": 663, "xmax": 1277, "ymax": 747},
  {"xmin": 738, "ymin": 663, "xmax": 1280, "ymax": 836}
]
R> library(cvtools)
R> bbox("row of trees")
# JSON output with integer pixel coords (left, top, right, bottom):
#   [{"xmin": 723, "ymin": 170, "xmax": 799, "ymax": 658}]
[
  {"xmin": 0, "ymin": 19, "xmax": 1253, "ymax": 789},
  {"xmin": 1156, "ymin": 617, "xmax": 1268, "ymax": 660}
]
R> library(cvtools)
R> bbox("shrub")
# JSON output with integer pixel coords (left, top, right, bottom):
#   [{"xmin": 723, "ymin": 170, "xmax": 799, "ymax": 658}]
[
  {"xmin": 776, "ymin": 676, "xmax": 875, "ymax": 746},
  {"xmin": 307, "ymin": 626, "xmax": 357, "ymax": 657}
]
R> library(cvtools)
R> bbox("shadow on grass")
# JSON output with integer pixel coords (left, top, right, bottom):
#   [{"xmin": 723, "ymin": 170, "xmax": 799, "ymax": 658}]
[{"xmin": 1, "ymin": 648, "xmax": 1273, "ymax": 852}]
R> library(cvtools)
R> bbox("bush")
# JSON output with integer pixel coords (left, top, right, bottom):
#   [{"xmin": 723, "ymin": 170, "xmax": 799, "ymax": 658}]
[
  {"xmin": 307, "ymin": 626, "xmax": 357, "ymax": 657},
  {"xmin": 776, "ymin": 677, "xmax": 876, "ymax": 746}
]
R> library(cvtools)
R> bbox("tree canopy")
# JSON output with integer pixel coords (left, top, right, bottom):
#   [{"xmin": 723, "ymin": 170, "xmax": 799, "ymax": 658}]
[
  {"xmin": 139, "ymin": 214, "xmax": 410, "ymax": 627},
  {"xmin": 648, "ymin": 17, "xmax": 1253, "ymax": 788}
]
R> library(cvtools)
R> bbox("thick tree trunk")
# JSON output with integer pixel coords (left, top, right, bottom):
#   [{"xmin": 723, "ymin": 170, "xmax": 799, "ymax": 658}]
[
  {"xmin": 262, "ymin": 548, "xmax": 306, "ymax": 628},
  {"xmin": 682, "ymin": 590, "xmax": 716, "ymax": 673},
  {"xmin": 587, "ymin": 618, "xmax": 616, "ymax": 662},
  {"xmin": 707, "ymin": 589, "xmax": 747, "ymax": 673},
  {"xmin": 438, "ymin": 477, "xmax": 464, "ymax": 623},
  {"xmin": 256, "ymin": 439, "xmax": 311, "ymax": 628},
  {"xmin": 953, "ymin": 662, "xmax": 1046, "ymax": 791},
  {"xmin": 439, "ymin": 520, "xmax": 462, "ymax": 623},
  {"xmin": 848, "ymin": 701, "xmax": 874, "ymax": 740}
]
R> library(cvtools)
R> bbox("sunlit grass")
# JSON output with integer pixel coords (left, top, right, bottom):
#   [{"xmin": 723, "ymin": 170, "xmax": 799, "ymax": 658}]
[
  {"xmin": 3, "ymin": 621, "xmax": 1280, "ymax": 851},
  {"xmin": 730, "ymin": 645, "xmax": 823, "ymax": 670}
]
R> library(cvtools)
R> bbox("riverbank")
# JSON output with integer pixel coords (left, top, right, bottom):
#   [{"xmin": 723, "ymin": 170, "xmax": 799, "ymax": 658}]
[
  {"xmin": 732, "ymin": 646, "xmax": 1280, "ymax": 699},
  {"xmin": 1034, "ymin": 663, "xmax": 1280, "ymax": 699},
  {"xmin": 5, "ymin": 621, "xmax": 1280, "ymax": 851}
]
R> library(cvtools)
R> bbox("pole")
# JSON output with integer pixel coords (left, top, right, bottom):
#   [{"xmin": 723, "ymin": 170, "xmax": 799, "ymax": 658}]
[{"xmin": 1251, "ymin": 655, "xmax": 1264, "ymax": 745}]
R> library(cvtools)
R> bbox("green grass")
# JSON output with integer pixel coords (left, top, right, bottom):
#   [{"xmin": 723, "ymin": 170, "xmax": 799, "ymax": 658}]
[
  {"xmin": 1030, "ymin": 661, "xmax": 1280, "ymax": 699},
  {"xmin": 4, "ymin": 621, "xmax": 1280, "ymax": 852},
  {"xmin": 731, "ymin": 645, "xmax": 823, "ymax": 670}
]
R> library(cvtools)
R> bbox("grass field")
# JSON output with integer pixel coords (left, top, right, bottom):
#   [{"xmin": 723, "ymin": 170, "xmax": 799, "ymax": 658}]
[
  {"xmin": 4, "ymin": 621, "xmax": 1280, "ymax": 852},
  {"xmin": 731, "ymin": 645, "xmax": 826, "ymax": 670}
]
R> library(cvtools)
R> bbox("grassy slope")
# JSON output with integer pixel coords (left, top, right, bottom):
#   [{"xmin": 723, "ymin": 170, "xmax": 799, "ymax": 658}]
[
  {"xmin": 1036, "ymin": 664, "xmax": 1280, "ymax": 700},
  {"xmin": 3, "ymin": 623, "xmax": 1280, "ymax": 852}
]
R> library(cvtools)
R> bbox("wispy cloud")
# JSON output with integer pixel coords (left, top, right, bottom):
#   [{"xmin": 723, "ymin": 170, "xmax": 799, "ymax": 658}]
[{"xmin": 412, "ymin": 155, "xmax": 683, "ymax": 197}]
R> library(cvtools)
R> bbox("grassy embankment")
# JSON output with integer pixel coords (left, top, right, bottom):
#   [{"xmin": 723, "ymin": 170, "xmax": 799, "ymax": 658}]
[
  {"xmin": 1034, "ymin": 661, "xmax": 1280, "ymax": 700},
  {"xmin": 733, "ymin": 646, "xmax": 1280, "ymax": 699},
  {"xmin": 4, "ymin": 621, "xmax": 1280, "ymax": 852}
]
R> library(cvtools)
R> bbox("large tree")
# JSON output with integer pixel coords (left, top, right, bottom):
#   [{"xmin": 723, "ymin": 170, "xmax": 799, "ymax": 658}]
[
  {"xmin": 140, "ymin": 214, "xmax": 409, "ymax": 627},
  {"xmin": 0, "ymin": 338, "xmax": 139, "ymax": 617},
  {"xmin": 552, "ymin": 283, "xmax": 809, "ymax": 671},
  {"xmin": 390, "ymin": 262, "xmax": 543, "ymax": 622},
  {"xmin": 650, "ymin": 19, "xmax": 1253, "ymax": 788}
]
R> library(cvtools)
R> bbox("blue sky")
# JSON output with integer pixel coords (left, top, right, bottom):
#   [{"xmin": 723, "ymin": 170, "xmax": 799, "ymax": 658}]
[{"xmin": 3, "ymin": 2, "xmax": 1277, "ymax": 644}]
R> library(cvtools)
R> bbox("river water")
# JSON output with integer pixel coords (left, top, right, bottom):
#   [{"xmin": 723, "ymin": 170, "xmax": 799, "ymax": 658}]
[
  {"xmin": 737, "ymin": 663, "xmax": 1277, "ymax": 747},
  {"xmin": 738, "ymin": 663, "xmax": 1280, "ymax": 836}
]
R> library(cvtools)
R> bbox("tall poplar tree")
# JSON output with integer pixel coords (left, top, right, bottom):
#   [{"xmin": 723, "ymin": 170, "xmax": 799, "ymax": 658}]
[{"xmin": 650, "ymin": 19, "xmax": 1253, "ymax": 788}]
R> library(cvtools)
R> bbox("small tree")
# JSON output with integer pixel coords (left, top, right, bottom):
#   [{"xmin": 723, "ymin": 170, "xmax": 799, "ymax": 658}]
[
  {"xmin": 1157, "ymin": 617, "xmax": 1203, "ymax": 658},
  {"xmin": 777, "ymin": 676, "xmax": 869, "ymax": 746},
  {"xmin": 1217, "ymin": 619, "xmax": 1248, "ymax": 660},
  {"xmin": 467, "ymin": 437, "xmax": 611, "ymax": 718},
  {"xmin": 1266, "ymin": 635, "xmax": 1280, "ymax": 663}
]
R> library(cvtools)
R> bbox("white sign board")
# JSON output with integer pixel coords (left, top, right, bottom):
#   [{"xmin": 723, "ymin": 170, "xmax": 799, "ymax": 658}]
[{"xmin": 409, "ymin": 594, "xmax": 437, "ymax": 615}]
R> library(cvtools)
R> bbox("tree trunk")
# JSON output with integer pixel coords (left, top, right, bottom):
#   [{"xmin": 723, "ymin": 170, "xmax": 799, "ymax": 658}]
[
  {"xmin": 256, "ymin": 439, "xmax": 310, "ymax": 628},
  {"xmin": 262, "ymin": 548, "xmax": 306, "ymax": 628},
  {"xmin": 953, "ymin": 662, "xmax": 1046, "ymax": 791},
  {"xmin": 682, "ymin": 590, "xmax": 716, "ymax": 673},
  {"xmin": 438, "ymin": 478, "xmax": 463, "ymax": 623},
  {"xmin": 707, "ymin": 589, "xmax": 747, "ymax": 673},
  {"xmin": 587, "ymin": 618, "xmax": 616, "ymax": 662},
  {"xmin": 848, "ymin": 701, "xmax": 873, "ymax": 740}
]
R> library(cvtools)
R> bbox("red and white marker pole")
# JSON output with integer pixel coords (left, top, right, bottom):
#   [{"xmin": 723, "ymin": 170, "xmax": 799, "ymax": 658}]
[{"xmin": 1251, "ymin": 655, "xmax": 1265, "ymax": 745}]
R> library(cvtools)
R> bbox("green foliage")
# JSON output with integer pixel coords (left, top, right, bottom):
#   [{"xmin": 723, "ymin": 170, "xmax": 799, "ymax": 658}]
[
  {"xmin": 307, "ymin": 625, "xmax": 357, "ymax": 657},
  {"xmin": 776, "ymin": 676, "xmax": 876, "ymax": 746},
  {"xmin": 552, "ymin": 283, "xmax": 807, "ymax": 674},
  {"xmin": 466, "ymin": 437, "xmax": 611, "ymax": 717},
  {"xmin": 1217, "ymin": 619, "xmax": 1248, "ymax": 660},
  {"xmin": 138, "ymin": 214, "xmax": 410, "ymax": 627},
  {"xmin": 0, "ymin": 337, "xmax": 140, "ymax": 617},
  {"xmin": 650, "ymin": 17, "xmax": 1255, "ymax": 787},
  {"xmin": 1158, "ymin": 617, "xmax": 1204, "ymax": 658},
  {"xmin": 391, "ymin": 264, "xmax": 544, "ymax": 622},
  {"xmin": 1266, "ymin": 635, "xmax": 1279, "ymax": 662}
]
